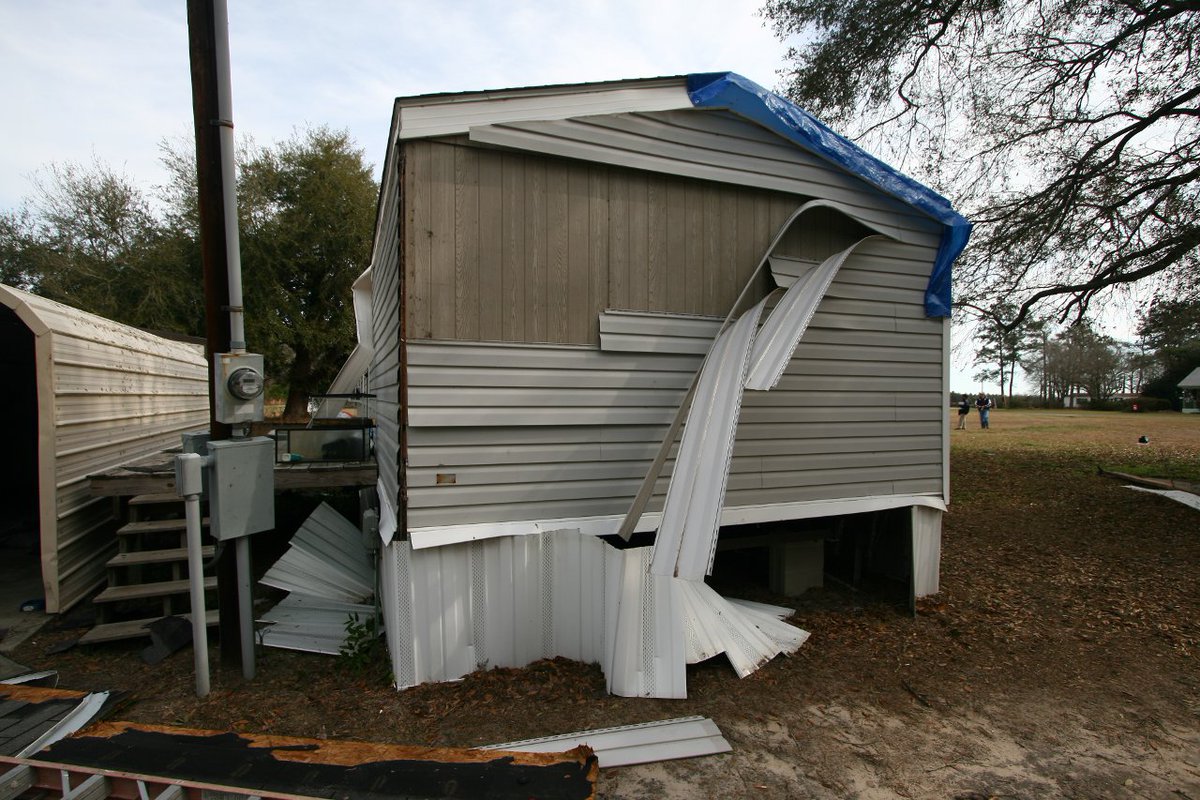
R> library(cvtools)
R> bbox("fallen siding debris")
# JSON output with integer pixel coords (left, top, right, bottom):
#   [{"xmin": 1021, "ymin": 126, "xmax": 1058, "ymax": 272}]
[
  {"xmin": 1125, "ymin": 485, "xmax": 1200, "ymax": 512},
  {"xmin": 258, "ymin": 593, "xmax": 378, "ymax": 655},
  {"xmin": 481, "ymin": 715, "xmax": 731, "ymax": 768},
  {"xmin": 678, "ymin": 583, "xmax": 808, "ymax": 677},
  {"xmin": 0, "ymin": 671, "xmax": 58, "ymax": 687},
  {"xmin": 260, "ymin": 502, "xmax": 374, "ymax": 602},
  {"xmin": 258, "ymin": 504, "xmax": 379, "ymax": 655}
]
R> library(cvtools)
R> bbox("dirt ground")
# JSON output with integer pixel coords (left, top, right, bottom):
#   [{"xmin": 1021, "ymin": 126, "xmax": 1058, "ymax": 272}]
[{"xmin": 11, "ymin": 409, "xmax": 1200, "ymax": 799}]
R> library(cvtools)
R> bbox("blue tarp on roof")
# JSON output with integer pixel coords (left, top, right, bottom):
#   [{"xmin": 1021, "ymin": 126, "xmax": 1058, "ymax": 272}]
[{"xmin": 686, "ymin": 72, "xmax": 970, "ymax": 318}]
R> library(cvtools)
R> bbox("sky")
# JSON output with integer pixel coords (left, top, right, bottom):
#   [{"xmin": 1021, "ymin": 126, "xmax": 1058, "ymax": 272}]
[{"xmin": 1, "ymin": 1, "xmax": 1001, "ymax": 392}]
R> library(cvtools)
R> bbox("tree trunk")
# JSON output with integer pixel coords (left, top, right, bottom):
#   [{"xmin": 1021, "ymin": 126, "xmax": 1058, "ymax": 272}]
[{"xmin": 282, "ymin": 387, "xmax": 309, "ymax": 422}]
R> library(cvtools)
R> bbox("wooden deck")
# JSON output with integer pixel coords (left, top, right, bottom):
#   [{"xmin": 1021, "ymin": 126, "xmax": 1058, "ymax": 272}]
[{"xmin": 88, "ymin": 450, "xmax": 377, "ymax": 497}]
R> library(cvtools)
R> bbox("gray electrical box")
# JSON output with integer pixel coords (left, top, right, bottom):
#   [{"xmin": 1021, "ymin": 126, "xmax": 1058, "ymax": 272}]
[
  {"xmin": 207, "ymin": 437, "xmax": 274, "ymax": 540},
  {"xmin": 214, "ymin": 352, "xmax": 266, "ymax": 424}
]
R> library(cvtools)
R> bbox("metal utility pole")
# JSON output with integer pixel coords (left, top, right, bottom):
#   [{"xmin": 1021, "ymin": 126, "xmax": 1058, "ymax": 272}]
[{"xmin": 186, "ymin": 0, "xmax": 242, "ymax": 667}]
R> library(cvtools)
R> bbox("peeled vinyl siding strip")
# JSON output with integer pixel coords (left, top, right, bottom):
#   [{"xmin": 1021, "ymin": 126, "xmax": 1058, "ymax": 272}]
[
  {"xmin": 746, "ymin": 239, "xmax": 874, "ymax": 390},
  {"xmin": 650, "ymin": 297, "xmax": 767, "ymax": 579}
]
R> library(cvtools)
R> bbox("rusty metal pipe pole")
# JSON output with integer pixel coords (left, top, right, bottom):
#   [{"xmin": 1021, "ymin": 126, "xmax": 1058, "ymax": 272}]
[{"xmin": 187, "ymin": 0, "xmax": 242, "ymax": 666}]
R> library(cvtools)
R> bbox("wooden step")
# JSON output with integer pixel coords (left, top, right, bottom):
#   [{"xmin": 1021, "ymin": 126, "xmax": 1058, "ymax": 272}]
[
  {"xmin": 78, "ymin": 609, "xmax": 221, "ymax": 645},
  {"xmin": 93, "ymin": 576, "xmax": 218, "ymax": 604},
  {"xmin": 107, "ymin": 547, "xmax": 215, "ymax": 568},
  {"xmin": 129, "ymin": 492, "xmax": 187, "ymax": 507},
  {"xmin": 117, "ymin": 518, "xmax": 209, "ymax": 536}
]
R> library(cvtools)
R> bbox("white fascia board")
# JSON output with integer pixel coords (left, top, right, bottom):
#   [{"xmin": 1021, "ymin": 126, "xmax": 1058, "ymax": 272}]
[
  {"xmin": 398, "ymin": 84, "xmax": 691, "ymax": 140},
  {"xmin": 407, "ymin": 493, "xmax": 948, "ymax": 550}
]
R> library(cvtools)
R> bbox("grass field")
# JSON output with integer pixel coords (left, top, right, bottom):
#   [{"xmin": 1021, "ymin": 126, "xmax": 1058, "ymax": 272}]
[
  {"xmin": 952, "ymin": 407, "xmax": 1200, "ymax": 481},
  {"xmin": 13, "ymin": 409, "xmax": 1200, "ymax": 799}
]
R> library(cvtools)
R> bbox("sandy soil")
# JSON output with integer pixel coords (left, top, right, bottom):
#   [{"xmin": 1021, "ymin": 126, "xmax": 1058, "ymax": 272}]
[{"xmin": 11, "ymin": 409, "xmax": 1200, "ymax": 799}]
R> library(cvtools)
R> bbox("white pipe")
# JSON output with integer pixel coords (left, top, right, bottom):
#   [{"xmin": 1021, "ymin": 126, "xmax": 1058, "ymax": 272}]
[
  {"xmin": 212, "ymin": 0, "xmax": 246, "ymax": 353},
  {"xmin": 176, "ymin": 453, "xmax": 210, "ymax": 698}
]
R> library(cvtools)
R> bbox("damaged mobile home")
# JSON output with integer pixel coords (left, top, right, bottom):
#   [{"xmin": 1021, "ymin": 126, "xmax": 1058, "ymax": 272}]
[{"xmin": 343, "ymin": 72, "xmax": 969, "ymax": 697}]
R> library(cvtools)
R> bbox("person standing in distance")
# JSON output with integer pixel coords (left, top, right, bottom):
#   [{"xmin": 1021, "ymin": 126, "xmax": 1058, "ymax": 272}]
[
  {"xmin": 956, "ymin": 395, "xmax": 971, "ymax": 430},
  {"xmin": 975, "ymin": 392, "xmax": 993, "ymax": 429}
]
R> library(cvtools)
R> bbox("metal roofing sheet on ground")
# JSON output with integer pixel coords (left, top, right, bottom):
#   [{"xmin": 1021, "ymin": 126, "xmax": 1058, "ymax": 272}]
[
  {"xmin": 257, "ymin": 594, "xmax": 379, "ymax": 655},
  {"xmin": 258, "ymin": 504, "xmax": 378, "ymax": 655},
  {"xmin": 481, "ymin": 716, "xmax": 731, "ymax": 768},
  {"xmin": 260, "ymin": 502, "xmax": 374, "ymax": 603}
]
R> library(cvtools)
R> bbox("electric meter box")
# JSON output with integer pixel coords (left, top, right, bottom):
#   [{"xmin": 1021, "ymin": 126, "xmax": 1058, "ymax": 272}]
[
  {"xmin": 207, "ymin": 437, "xmax": 274, "ymax": 540},
  {"xmin": 214, "ymin": 352, "xmax": 265, "ymax": 424}
]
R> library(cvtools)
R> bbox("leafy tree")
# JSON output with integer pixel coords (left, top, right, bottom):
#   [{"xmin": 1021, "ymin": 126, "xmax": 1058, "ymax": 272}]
[
  {"xmin": 968, "ymin": 302, "xmax": 1044, "ymax": 406},
  {"xmin": 234, "ymin": 127, "xmax": 376, "ymax": 420},
  {"xmin": 764, "ymin": 0, "xmax": 1200, "ymax": 329},
  {"xmin": 4, "ymin": 128, "xmax": 376, "ymax": 421},
  {"xmin": 0, "ymin": 160, "xmax": 201, "ymax": 334}
]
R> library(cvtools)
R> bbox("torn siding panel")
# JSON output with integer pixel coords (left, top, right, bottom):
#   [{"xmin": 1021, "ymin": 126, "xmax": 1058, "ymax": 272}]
[
  {"xmin": 259, "ymin": 503, "xmax": 374, "ymax": 603},
  {"xmin": 650, "ymin": 298, "xmax": 768, "ymax": 580},
  {"xmin": 404, "ymin": 269, "xmax": 945, "ymax": 533},
  {"xmin": 746, "ymin": 239, "xmax": 879, "ymax": 390},
  {"xmin": 381, "ymin": 527, "xmax": 808, "ymax": 698}
]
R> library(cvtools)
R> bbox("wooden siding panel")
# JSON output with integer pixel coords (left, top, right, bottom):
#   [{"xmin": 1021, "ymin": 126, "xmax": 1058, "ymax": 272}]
[
  {"xmin": 501, "ymin": 154, "xmax": 526, "ymax": 340},
  {"xmin": 627, "ymin": 172, "xmax": 649, "ymax": 310},
  {"xmin": 567, "ymin": 166, "xmax": 591, "ymax": 343},
  {"xmin": 589, "ymin": 168, "xmax": 609, "ymax": 338},
  {"xmin": 525, "ymin": 158, "xmax": 547, "ymax": 341},
  {"xmin": 374, "ymin": 140, "xmax": 404, "ymax": 529},
  {"xmin": 546, "ymin": 161, "xmax": 570, "ymax": 343},
  {"xmin": 407, "ymin": 141, "xmax": 432, "ymax": 338},
  {"xmin": 454, "ymin": 147, "xmax": 480, "ymax": 340},
  {"xmin": 646, "ymin": 175, "xmax": 668, "ymax": 312},
  {"xmin": 477, "ymin": 152, "xmax": 503, "ymax": 340},
  {"xmin": 430, "ymin": 144, "xmax": 457, "ymax": 338},
  {"xmin": 607, "ymin": 173, "xmax": 629, "ymax": 309}
]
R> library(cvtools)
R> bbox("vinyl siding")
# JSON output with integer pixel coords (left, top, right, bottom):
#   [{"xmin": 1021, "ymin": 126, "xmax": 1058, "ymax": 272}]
[
  {"xmin": 403, "ymin": 237, "xmax": 943, "ymax": 530},
  {"xmin": 372, "ymin": 133, "xmax": 403, "ymax": 527}
]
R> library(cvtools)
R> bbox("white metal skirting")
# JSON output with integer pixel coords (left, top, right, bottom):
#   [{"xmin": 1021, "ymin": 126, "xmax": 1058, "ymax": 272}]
[
  {"xmin": 911, "ymin": 505, "xmax": 942, "ymax": 598},
  {"xmin": 382, "ymin": 529, "xmax": 809, "ymax": 698}
]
